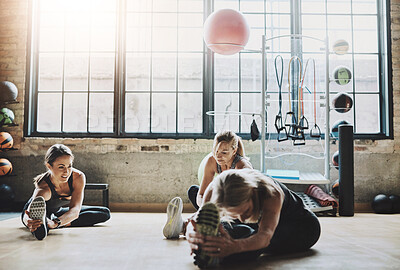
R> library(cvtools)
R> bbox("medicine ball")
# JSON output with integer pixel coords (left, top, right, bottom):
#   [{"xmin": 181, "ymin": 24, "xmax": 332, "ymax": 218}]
[
  {"xmin": 332, "ymin": 179, "xmax": 339, "ymax": 198},
  {"xmin": 333, "ymin": 66, "xmax": 352, "ymax": 85},
  {"xmin": 0, "ymin": 183, "xmax": 15, "ymax": 202},
  {"xmin": 372, "ymin": 194, "xmax": 392, "ymax": 214},
  {"xmin": 0, "ymin": 158, "xmax": 13, "ymax": 176},
  {"xmin": 330, "ymin": 119, "xmax": 350, "ymax": 139},
  {"xmin": 333, "ymin": 39, "xmax": 349, "ymax": 55},
  {"xmin": 0, "ymin": 81, "xmax": 18, "ymax": 102},
  {"xmin": 0, "ymin": 131, "xmax": 13, "ymax": 150},
  {"xmin": 332, "ymin": 151, "xmax": 339, "ymax": 169},
  {"xmin": 332, "ymin": 92, "xmax": 353, "ymax": 113},
  {"xmin": 389, "ymin": 195, "xmax": 400, "ymax": 214},
  {"xmin": 0, "ymin": 107, "xmax": 15, "ymax": 126}
]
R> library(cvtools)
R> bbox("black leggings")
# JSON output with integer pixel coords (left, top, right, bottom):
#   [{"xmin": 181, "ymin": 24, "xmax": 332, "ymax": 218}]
[
  {"xmin": 22, "ymin": 199, "xmax": 111, "ymax": 228},
  {"xmin": 221, "ymin": 209, "xmax": 321, "ymax": 263},
  {"xmin": 188, "ymin": 185, "xmax": 200, "ymax": 210}
]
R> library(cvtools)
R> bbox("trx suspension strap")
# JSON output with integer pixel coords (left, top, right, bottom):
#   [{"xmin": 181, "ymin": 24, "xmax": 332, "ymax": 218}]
[{"xmin": 274, "ymin": 55, "xmax": 288, "ymax": 142}]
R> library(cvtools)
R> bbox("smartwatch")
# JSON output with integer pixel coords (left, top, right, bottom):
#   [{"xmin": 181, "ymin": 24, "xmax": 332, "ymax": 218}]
[{"xmin": 52, "ymin": 217, "xmax": 61, "ymax": 229}]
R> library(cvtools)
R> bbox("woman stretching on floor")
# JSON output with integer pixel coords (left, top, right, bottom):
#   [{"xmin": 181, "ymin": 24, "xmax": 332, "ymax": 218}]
[
  {"xmin": 163, "ymin": 130, "xmax": 253, "ymax": 239},
  {"xmin": 21, "ymin": 144, "xmax": 111, "ymax": 240},
  {"xmin": 186, "ymin": 169, "xmax": 321, "ymax": 268}
]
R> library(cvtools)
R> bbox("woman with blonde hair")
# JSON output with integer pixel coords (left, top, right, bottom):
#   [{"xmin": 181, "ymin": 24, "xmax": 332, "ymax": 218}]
[
  {"xmin": 186, "ymin": 169, "xmax": 320, "ymax": 267},
  {"xmin": 163, "ymin": 130, "xmax": 252, "ymax": 239}
]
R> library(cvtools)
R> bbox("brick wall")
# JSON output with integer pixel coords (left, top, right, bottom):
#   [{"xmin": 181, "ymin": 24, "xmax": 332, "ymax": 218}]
[{"xmin": 0, "ymin": 0, "xmax": 399, "ymax": 211}]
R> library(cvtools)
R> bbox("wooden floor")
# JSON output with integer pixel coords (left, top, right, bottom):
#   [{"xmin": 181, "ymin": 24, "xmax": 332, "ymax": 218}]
[{"xmin": 0, "ymin": 213, "xmax": 399, "ymax": 270}]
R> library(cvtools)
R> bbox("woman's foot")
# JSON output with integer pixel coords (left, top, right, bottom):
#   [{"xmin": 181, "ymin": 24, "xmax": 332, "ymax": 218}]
[
  {"xmin": 28, "ymin": 196, "xmax": 48, "ymax": 240},
  {"xmin": 163, "ymin": 197, "xmax": 184, "ymax": 239}
]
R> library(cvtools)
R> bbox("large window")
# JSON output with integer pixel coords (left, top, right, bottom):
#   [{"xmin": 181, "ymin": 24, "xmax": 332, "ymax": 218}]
[{"xmin": 25, "ymin": 0, "xmax": 392, "ymax": 139}]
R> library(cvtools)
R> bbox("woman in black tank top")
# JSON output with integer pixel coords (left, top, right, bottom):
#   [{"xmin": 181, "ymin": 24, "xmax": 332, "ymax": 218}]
[
  {"xmin": 21, "ymin": 144, "xmax": 110, "ymax": 240},
  {"xmin": 186, "ymin": 169, "xmax": 321, "ymax": 264}
]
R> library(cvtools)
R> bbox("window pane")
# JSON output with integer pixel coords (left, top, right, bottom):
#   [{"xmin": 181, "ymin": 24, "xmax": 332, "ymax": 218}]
[
  {"xmin": 153, "ymin": 0, "xmax": 177, "ymax": 12},
  {"xmin": 89, "ymin": 93, "xmax": 114, "ymax": 132},
  {"xmin": 126, "ymin": 12, "xmax": 151, "ymax": 51},
  {"xmin": 37, "ymin": 93, "xmax": 62, "ymax": 132},
  {"xmin": 64, "ymin": 53, "xmax": 89, "ymax": 91},
  {"xmin": 178, "ymin": 28, "xmax": 203, "ymax": 52},
  {"xmin": 152, "ymin": 27, "xmax": 178, "ymax": 51},
  {"xmin": 90, "ymin": 12, "xmax": 116, "ymax": 52},
  {"xmin": 178, "ymin": 0, "xmax": 203, "ymax": 12},
  {"xmin": 353, "ymin": 15, "xmax": 378, "ymax": 53},
  {"xmin": 215, "ymin": 1, "xmax": 239, "ymax": 11},
  {"xmin": 214, "ymin": 93, "xmax": 239, "ymax": 132},
  {"xmin": 126, "ymin": 53, "xmax": 151, "ymax": 91},
  {"xmin": 327, "ymin": 0, "xmax": 351, "ymax": 14},
  {"xmin": 178, "ymin": 93, "xmax": 202, "ymax": 133},
  {"xmin": 240, "ymin": 0, "xmax": 264, "ymax": 13},
  {"xmin": 329, "ymin": 55, "xmax": 353, "ymax": 93},
  {"xmin": 352, "ymin": 0, "xmax": 377, "ymax": 14},
  {"xmin": 241, "ymin": 53, "xmax": 261, "ymax": 92},
  {"xmin": 329, "ymin": 92, "xmax": 354, "ymax": 128},
  {"xmin": 90, "ymin": 53, "xmax": 115, "ymax": 91},
  {"xmin": 302, "ymin": 0, "xmax": 325, "ymax": 14},
  {"xmin": 153, "ymin": 53, "xmax": 176, "ymax": 91},
  {"xmin": 355, "ymin": 94, "xmax": 380, "ymax": 133},
  {"xmin": 125, "ymin": 93, "xmax": 150, "ymax": 132},
  {"xmin": 178, "ymin": 53, "xmax": 202, "ymax": 91},
  {"xmin": 38, "ymin": 53, "xmax": 63, "ymax": 91},
  {"xmin": 63, "ymin": 93, "xmax": 88, "ymax": 132},
  {"xmin": 215, "ymin": 54, "xmax": 239, "ymax": 91},
  {"xmin": 152, "ymin": 93, "xmax": 176, "ymax": 132},
  {"xmin": 245, "ymin": 13, "xmax": 265, "ymax": 50},
  {"xmin": 241, "ymin": 93, "xmax": 262, "ymax": 133},
  {"xmin": 327, "ymin": 15, "xmax": 352, "ymax": 48},
  {"xmin": 354, "ymin": 55, "xmax": 379, "ymax": 93},
  {"xmin": 127, "ymin": 0, "xmax": 152, "ymax": 12}
]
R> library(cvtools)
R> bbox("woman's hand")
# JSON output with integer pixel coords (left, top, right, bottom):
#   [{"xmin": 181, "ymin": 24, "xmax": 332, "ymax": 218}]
[
  {"xmin": 202, "ymin": 224, "xmax": 237, "ymax": 258},
  {"xmin": 187, "ymin": 220, "xmax": 237, "ymax": 258},
  {"xmin": 24, "ymin": 210, "xmax": 43, "ymax": 232}
]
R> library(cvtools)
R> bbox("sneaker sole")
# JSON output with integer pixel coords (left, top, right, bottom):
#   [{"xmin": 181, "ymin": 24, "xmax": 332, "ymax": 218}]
[
  {"xmin": 27, "ymin": 196, "xmax": 47, "ymax": 240},
  {"xmin": 163, "ymin": 197, "xmax": 183, "ymax": 239},
  {"xmin": 194, "ymin": 202, "xmax": 220, "ymax": 268}
]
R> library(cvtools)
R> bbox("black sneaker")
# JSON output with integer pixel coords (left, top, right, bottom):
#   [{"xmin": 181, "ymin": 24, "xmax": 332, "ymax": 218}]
[
  {"xmin": 28, "ymin": 196, "xmax": 48, "ymax": 240},
  {"xmin": 194, "ymin": 202, "xmax": 220, "ymax": 268}
]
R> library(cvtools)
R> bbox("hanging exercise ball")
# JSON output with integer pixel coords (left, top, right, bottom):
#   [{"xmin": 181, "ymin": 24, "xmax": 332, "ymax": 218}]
[
  {"xmin": 0, "ymin": 184, "xmax": 15, "ymax": 202},
  {"xmin": 330, "ymin": 119, "xmax": 350, "ymax": 139},
  {"xmin": 0, "ymin": 131, "xmax": 13, "ymax": 150},
  {"xmin": 332, "ymin": 92, "xmax": 353, "ymax": 113},
  {"xmin": 203, "ymin": 9, "xmax": 250, "ymax": 55},
  {"xmin": 372, "ymin": 194, "xmax": 392, "ymax": 214},
  {"xmin": 0, "ymin": 81, "xmax": 18, "ymax": 102},
  {"xmin": 333, "ymin": 66, "xmax": 352, "ymax": 85},
  {"xmin": 0, "ymin": 107, "xmax": 15, "ymax": 126},
  {"xmin": 332, "ymin": 150, "xmax": 339, "ymax": 169},
  {"xmin": 0, "ymin": 158, "xmax": 13, "ymax": 176},
  {"xmin": 332, "ymin": 179, "xmax": 339, "ymax": 198},
  {"xmin": 333, "ymin": 39, "xmax": 349, "ymax": 55}
]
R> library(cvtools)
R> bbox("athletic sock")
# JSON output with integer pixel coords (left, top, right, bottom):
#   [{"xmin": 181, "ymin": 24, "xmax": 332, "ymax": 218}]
[
  {"xmin": 194, "ymin": 202, "xmax": 220, "ymax": 268},
  {"xmin": 28, "ymin": 196, "xmax": 48, "ymax": 240}
]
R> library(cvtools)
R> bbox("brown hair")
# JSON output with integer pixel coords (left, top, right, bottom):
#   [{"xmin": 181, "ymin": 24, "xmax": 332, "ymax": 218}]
[
  {"xmin": 33, "ymin": 144, "xmax": 74, "ymax": 187},
  {"xmin": 210, "ymin": 169, "xmax": 276, "ymax": 223},
  {"xmin": 212, "ymin": 130, "xmax": 246, "ymax": 158}
]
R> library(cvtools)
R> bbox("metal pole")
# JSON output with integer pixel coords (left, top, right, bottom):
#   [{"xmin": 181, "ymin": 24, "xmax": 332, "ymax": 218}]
[
  {"xmin": 261, "ymin": 35, "xmax": 266, "ymax": 173},
  {"xmin": 324, "ymin": 36, "xmax": 330, "ymax": 180}
]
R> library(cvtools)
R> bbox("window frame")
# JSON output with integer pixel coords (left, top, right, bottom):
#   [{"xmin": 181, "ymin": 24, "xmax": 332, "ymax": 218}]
[{"xmin": 24, "ymin": 0, "xmax": 393, "ymax": 140}]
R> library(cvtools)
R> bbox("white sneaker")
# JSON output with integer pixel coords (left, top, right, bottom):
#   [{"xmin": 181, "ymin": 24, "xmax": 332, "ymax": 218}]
[
  {"xmin": 163, "ymin": 197, "xmax": 184, "ymax": 239},
  {"xmin": 28, "ymin": 196, "xmax": 48, "ymax": 240}
]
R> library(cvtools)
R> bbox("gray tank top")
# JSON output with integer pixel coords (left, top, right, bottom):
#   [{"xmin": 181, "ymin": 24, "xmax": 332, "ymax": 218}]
[{"xmin": 216, "ymin": 154, "xmax": 244, "ymax": 174}]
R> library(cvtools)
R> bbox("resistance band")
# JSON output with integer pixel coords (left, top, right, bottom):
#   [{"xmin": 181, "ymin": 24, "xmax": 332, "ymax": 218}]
[{"xmin": 274, "ymin": 55, "xmax": 288, "ymax": 142}]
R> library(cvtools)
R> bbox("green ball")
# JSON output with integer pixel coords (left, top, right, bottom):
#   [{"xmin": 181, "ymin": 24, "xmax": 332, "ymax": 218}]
[
  {"xmin": 333, "ymin": 66, "xmax": 352, "ymax": 85},
  {"xmin": 0, "ymin": 108, "xmax": 15, "ymax": 126}
]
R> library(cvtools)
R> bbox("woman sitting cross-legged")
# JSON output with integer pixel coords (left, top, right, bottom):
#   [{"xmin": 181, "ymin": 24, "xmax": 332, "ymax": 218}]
[
  {"xmin": 21, "ymin": 144, "xmax": 111, "ymax": 240},
  {"xmin": 186, "ymin": 169, "xmax": 321, "ymax": 268}
]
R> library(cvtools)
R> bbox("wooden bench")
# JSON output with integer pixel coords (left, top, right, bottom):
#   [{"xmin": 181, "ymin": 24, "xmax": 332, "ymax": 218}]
[{"xmin": 85, "ymin": 183, "xmax": 109, "ymax": 208}]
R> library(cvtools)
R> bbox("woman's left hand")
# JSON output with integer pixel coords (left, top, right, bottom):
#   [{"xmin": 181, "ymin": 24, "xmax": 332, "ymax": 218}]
[{"xmin": 201, "ymin": 224, "xmax": 237, "ymax": 258}]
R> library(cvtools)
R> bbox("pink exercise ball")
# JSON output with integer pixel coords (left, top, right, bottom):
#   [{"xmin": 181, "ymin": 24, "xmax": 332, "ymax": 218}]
[{"xmin": 203, "ymin": 9, "xmax": 250, "ymax": 55}]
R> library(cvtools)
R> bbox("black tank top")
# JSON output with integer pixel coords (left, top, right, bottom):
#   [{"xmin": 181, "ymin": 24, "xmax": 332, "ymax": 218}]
[
  {"xmin": 217, "ymin": 154, "xmax": 244, "ymax": 174},
  {"xmin": 41, "ymin": 173, "xmax": 74, "ymax": 212},
  {"xmin": 273, "ymin": 179, "xmax": 309, "ymax": 220}
]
